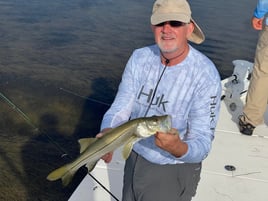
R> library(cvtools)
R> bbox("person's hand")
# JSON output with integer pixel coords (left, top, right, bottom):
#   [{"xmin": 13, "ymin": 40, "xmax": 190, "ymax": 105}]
[
  {"xmin": 96, "ymin": 128, "xmax": 113, "ymax": 163},
  {"xmin": 154, "ymin": 128, "xmax": 188, "ymax": 157},
  {"xmin": 252, "ymin": 17, "xmax": 263, "ymax": 30}
]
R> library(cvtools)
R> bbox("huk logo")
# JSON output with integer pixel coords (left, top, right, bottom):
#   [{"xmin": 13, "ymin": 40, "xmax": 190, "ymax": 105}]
[
  {"xmin": 138, "ymin": 85, "xmax": 169, "ymax": 112},
  {"xmin": 210, "ymin": 96, "xmax": 217, "ymax": 130}
]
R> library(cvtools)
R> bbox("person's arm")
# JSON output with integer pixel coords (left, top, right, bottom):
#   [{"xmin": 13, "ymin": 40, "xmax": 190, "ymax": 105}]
[
  {"xmin": 99, "ymin": 52, "xmax": 138, "ymax": 163},
  {"xmin": 100, "ymin": 53, "xmax": 137, "ymax": 131},
  {"xmin": 252, "ymin": 0, "xmax": 268, "ymax": 30},
  {"xmin": 181, "ymin": 81, "xmax": 221, "ymax": 163},
  {"xmin": 154, "ymin": 71, "xmax": 221, "ymax": 163}
]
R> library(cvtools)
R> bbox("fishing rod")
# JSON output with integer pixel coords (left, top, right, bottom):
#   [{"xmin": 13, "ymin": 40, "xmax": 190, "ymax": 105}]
[{"xmin": 0, "ymin": 91, "xmax": 119, "ymax": 201}]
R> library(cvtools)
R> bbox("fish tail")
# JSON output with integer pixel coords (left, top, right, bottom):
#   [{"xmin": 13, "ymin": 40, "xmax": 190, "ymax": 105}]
[{"xmin": 47, "ymin": 164, "xmax": 76, "ymax": 186}]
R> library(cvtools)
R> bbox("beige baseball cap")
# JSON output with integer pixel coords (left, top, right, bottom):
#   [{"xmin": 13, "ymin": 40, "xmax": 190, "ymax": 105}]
[{"xmin": 151, "ymin": 0, "xmax": 205, "ymax": 44}]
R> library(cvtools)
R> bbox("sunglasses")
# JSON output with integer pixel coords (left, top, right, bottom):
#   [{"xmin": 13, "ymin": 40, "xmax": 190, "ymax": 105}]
[{"xmin": 155, "ymin": 21, "xmax": 186, "ymax": 27}]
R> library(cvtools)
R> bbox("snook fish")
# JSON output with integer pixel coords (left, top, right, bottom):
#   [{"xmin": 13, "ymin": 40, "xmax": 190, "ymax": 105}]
[{"xmin": 47, "ymin": 115, "xmax": 172, "ymax": 186}]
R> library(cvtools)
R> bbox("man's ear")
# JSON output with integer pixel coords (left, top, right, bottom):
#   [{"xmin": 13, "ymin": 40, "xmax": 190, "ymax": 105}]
[{"xmin": 186, "ymin": 22, "xmax": 195, "ymax": 38}]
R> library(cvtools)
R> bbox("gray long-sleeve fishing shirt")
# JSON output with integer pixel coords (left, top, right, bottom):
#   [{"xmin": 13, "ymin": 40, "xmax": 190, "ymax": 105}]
[{"xmin": 101, "ymin": 44, "xmax": 222, "ymax": 164}]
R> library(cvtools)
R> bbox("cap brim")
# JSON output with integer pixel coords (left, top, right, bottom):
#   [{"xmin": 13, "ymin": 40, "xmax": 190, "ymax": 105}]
[
  {"xmin": 151, "ymin": 15, "xmax": 205, "ymax": 44},
  {"xmin": 188, "ymin": 18, "xmax": 205, "ymax": 44}
]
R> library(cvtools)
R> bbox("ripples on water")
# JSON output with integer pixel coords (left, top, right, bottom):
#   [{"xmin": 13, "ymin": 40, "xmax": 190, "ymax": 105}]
[{"xmin": 0, "ymin": 0, "xmax": 259, "ymax": 200}]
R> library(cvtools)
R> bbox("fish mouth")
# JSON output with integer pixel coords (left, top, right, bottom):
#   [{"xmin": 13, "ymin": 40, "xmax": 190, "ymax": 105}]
[
  {"xmin": 162, "ymin": 115, "xmax": 172, "ymax": 132},
  {"xmin": 149, "ymin": 114, "xmax": 172, "ymax": 133}
]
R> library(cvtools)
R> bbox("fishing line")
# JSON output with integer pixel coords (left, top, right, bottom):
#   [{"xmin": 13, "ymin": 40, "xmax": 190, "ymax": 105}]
[
  {"xmin": 87, "ymin": 172, "xmax": 119, "ymax": 201},
  {"xmin": 0, "ymin": 92, "xmax": 69, "ymax": 157},
  {"xmin": 0, "ymin": 91, "xmax": 119, "ymax": 201},
  {"xmin": 59, "ymin": 60, "xmax": 167, "ymax": 200},
  {"xmin": 144, "ymin": 59, "xmax": 169, "ymax": 117},
  {"xmin": 128, "ymin": 59, "xmax": 170, "ymax": 201},
  {"xmin": 59, "ymin": 87, "xmax": 110, "ymax": 106},
  {"xmin": 0, "ymin": 92, "xmax": 36, "ymax": 129},
  {"xmin": 143, "ymin": 46, "xmax": 187, "ymax": 117}
]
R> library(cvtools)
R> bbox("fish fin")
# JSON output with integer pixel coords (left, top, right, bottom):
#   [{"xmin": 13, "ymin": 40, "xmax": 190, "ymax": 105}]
[
  {"xmin": 78, "ymin": 138, "xmax": 98, "ymax": 153},
  {"xmin": 47, "ymin": 164, "xmax": 76, "ymax": 186},
  {"xmin": 85, "ymin": 160, "xmax": 99, "ymax": 172},
  {"xmin": 122, "ymin": 136, "xmax": 138, "ymax": 160}
]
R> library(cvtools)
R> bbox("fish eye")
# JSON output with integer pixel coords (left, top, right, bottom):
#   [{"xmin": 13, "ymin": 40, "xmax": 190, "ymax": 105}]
[{"xmin": 148, "ymin": 117, "xmax": 158, "ymax": 126}]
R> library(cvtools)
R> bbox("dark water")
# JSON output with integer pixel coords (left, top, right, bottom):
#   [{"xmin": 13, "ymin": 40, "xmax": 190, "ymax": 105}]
[{"xmin": 0, "ymin": 0, "xmax": 258, "ymax": 200}]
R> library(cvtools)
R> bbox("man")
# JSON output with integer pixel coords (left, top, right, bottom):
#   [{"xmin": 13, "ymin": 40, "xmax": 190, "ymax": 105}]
[
  {"xmin": 239, "ymin": 0, "xmax": 268, "ymax": 136},
  {"xmin": 99, "ymin": 0, "xmax": 221, "ymax": 200}
]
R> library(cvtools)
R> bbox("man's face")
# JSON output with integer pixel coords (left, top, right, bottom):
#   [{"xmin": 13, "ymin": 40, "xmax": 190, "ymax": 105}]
[{"xmin": 152, "ymin": 21, "xmax": 193, "ymax": 54}]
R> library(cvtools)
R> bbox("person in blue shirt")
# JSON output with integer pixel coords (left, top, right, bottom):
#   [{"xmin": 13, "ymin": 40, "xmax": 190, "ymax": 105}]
[
  {"xmin": 98, "ymin": 0, "xmax": 221, "ymax": 200},
  {"xmin": 239, "ymin": 0, "xmax": 268, "ymax": 135}
]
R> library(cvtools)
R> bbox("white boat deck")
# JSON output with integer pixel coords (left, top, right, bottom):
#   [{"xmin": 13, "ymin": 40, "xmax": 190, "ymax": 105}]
[
  {"xmin": 192, "ymin": 92, "xmax": 268, "ymax": 201},
  {"xmin": 69, "ymin": 60, "xmax": 268, "ymax": 201}
]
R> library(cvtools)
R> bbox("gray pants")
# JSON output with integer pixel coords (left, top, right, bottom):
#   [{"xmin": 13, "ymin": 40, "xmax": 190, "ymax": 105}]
[{"xmin": 122, "ymin": 151, "xmax": 201, "ymax": 201}]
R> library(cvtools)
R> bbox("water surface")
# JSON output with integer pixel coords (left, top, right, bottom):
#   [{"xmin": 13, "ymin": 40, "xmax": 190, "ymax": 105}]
[{"xmin": 0, "ymin": 0, "xmax": 258, "ymax": 200}]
